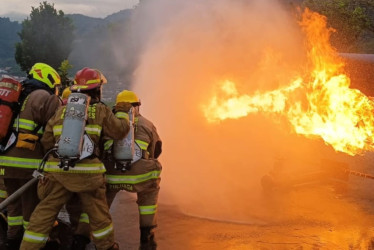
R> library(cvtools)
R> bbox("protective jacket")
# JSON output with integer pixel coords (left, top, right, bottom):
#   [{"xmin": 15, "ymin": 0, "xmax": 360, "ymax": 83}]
[
  {"xmin": 41, "ymin": 102, "xmax": 129, "ymax": 173},
  {"xmin": 0, "ymin": 83, "xmax": 61, "ymax": 244},
  {"xmin": 0, "ymin": 88, "xmax": 61, "ymax": 178},
  {"xmin": 20, "ymin": 101, "xmax": 130, "ymax": 249},
  {"xmin": 105, "ymin": 113, "xmax": 162, "ymax": 186},
  {"xmin": 105, "ymin": 111, "xmax": 162, "ymax": 228}
]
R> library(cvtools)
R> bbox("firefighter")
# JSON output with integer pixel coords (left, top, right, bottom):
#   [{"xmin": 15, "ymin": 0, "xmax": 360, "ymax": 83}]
[
  {"xmin": 61, "ymin": 86, "xmax": 72, "ymax": 105},
  {"xmin": 0, "ymin": 63, "xmax": 62, "ymax": 249},
  {"xmin": 19, "ymin": 67, "xmax": 130, "ymax": 250},
  {"xmin": 104, "ymin": 90, "xmax": 162, "ymax": 249},
  {"xmin": 0, "ymin": 180, "xmax": 7, "ymax": 248},
  {"xmin": 59, "ymin": 84, "xmax": 92, "ymax": 249}
]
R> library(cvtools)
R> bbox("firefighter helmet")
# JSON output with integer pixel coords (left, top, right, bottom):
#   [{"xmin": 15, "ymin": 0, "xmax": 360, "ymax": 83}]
[
  {"xmin": 116, "ymin": 90, "xmax": 141, "ymax": 106},
  {"xmin": 28, "ymin": 63, "xmax": 61, "ymax": 89},
  {"xmin": 61, "ymin": 87, "xmax": 72, "ymax": 100},
  {"xmin": 71, "ymin": 67, "xmax": 107, "ymax": 92}
]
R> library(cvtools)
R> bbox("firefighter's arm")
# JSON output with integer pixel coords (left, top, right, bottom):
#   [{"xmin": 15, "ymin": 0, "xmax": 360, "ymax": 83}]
[
  {"xmin": 33, "ymin": 92, "xmax": 61, "ymax": 126},
  {"xmin": 154, "ymin": 140, "xmax": 162, "ymax": 159},
  {"xmin": 152, "ymin": 124, "xmax": 162, "ymax": 159},
  {"xmin": 103, "ymin": 104, "xmax": 130, "ymax": 140},
  {"xmin": 114, "ymin": 102, "xmax": 132, "ymax": 113}
]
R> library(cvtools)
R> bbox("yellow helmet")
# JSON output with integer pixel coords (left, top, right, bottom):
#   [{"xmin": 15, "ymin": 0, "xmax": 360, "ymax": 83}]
[
  {"xmin": 116, "ymin": 90, "xmax": 141, "ymax": 106},
  {"xmin": 29, "ymin": 63, "xmax": 61, "ymax": 89},
  {"xmin": 61, "ymin": 87, "xmax": 72, "ymax": 99}
]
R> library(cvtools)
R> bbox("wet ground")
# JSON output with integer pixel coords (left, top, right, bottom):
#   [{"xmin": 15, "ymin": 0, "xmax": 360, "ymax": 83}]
[
  {"xmin": 105, "ymin": 150, "xmax": 374, "ymax": 250},
  {"xmin": 110, "ymin": 182, "xmax": 374, "ymax": 250}
]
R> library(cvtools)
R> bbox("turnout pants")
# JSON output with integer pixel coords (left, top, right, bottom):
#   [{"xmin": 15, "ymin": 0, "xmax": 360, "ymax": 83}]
[
  {"xmin": 20, "ymin": 173, "xmax": 114, "ymax": 250},
  {"xmin": 65, "ymin": 193, "xmax": 92, "ymax": 238},
  {"xmin": 106, "ymin": 181, "xmax": 160, "ymax": 228},
  {"xmin": 4, "ymin": 178, "xmax": 39, "ymax": 240},
  {"xmin": 0, "ymin": 179, "xmax": 8, "ymax": 248},
  {"xmin": 105, "ymin": 159, "xmax": 162, "ymax": 228}
]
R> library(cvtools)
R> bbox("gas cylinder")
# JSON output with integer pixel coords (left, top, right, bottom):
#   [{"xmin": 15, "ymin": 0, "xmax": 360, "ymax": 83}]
[
  {"xmin": 57, "ymin": 93, "xmax": 90, "ymax": 163},
  {"xmin": 113, "ymin": 107, "xmax": 135, "ymax": 162},
  {"xmin": 0, "ymin": 77, "xmax": 21, "ymax": 141}
]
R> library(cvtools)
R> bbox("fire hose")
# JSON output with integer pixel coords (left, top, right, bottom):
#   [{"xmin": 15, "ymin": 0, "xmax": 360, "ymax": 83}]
[
  {"xmin": 0, "ymin": 147, "xmax": 56, "ymax": 211},
  {"xmin": 262, "ymin": 165, "xmax": 374, "ymax": 192},
  {"xmin": 344, "ymin": 169, "xmax": 374, "ymax": 180}
]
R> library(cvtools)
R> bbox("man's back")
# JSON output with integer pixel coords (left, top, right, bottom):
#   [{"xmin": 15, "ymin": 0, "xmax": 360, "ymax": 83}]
[{"xmin": 0, "ymin": 88, "xmax": 60, "ymax": 178}]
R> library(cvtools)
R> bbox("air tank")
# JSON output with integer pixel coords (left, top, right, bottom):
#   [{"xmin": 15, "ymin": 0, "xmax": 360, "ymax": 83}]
[
  {"xmin": 113, "ymin": 107, "xmax": 135, "ymax": 162},
  {"xmin": 57, "ymin": 92, "xmax": 90, "ymax": 160},
  {"xmin": 0, "ymin": 77, "xmax": 21, "ymax": 141}
]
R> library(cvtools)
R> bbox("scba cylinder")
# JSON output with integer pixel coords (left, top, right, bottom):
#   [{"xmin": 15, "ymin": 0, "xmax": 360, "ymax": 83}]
[
  {"xmin": 0, "ymin": 77, "xmax": 21, "ymax": 140},
  {"xmin": 57, "ymin": 92, "xmax": 90, "ymax": 159},
  {"xmin": 113, "ymin": 107, "xmax": 135, "ymax": 161}
]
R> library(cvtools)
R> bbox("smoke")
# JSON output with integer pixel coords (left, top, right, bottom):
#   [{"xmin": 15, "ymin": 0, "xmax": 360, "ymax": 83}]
[{"xmin": 121, "ymin": 0, "xmax": 362, "ymax": 223}]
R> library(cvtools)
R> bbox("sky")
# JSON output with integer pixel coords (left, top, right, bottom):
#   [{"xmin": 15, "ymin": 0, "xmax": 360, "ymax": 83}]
[{"xmin": 0, "ymin": 0, "xmax": 139, "ymax": 21}]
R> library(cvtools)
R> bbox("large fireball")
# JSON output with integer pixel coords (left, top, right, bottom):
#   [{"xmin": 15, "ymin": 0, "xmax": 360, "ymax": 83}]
[
  {"xmin": 127, "ymin": 0, "xmax": 370, "ymax": 223},
  {"xmin": 203, "ymin": 9, "xmax": 374, "ymax": 156}
]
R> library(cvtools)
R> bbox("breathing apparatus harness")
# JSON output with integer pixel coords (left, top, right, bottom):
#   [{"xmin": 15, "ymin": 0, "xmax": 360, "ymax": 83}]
[
  {"xmin": 112, "ymin": 106, "xmax": 137, "ymax": 172},
  {"xmin": 0, "ymin": 78, "xmax": 56, "ymax": 153},
  {"xmin": 55, "ymin": 92, "xmax": 94, "ymax": 171}
]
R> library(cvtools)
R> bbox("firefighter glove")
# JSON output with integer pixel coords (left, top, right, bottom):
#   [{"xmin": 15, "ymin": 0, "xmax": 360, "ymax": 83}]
[
  {"xmin": 114, "ymin": 102, "xmax": 132, "ymax": 113},
  {"xmin": 16, "ymin": 133, "xmax": 39, "ymax": 151}
]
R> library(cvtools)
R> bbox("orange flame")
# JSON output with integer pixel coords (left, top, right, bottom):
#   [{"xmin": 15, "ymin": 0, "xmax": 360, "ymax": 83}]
[{"xmin": 202, "ymin": 9, "xmax": 374, "ymax": 156}]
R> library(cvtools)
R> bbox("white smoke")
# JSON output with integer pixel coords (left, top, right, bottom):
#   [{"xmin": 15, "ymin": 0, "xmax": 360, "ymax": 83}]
[{"xmin": 119, "ymin": 0, "xmax": 361, "ymax": 223}]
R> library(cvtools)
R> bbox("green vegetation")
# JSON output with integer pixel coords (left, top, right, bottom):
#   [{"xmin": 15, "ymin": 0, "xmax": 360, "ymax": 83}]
[
  {"xmin": 0, "ymin": 17, "xmax": 22, "ymax": 75},
  {"xmin": 0, "ymin": 0, "xmax": 373, "ymax": 79},
  {"xmin": 58, "ymin": 59, "xmax": 73, "ymax": 90},
  {"xmin": 15, "ymin": 1, "xmax": 75, "ymax": 73},
  {"xmin": 303, "ymin": 0, "xmax": 374, "ymax": 53}
]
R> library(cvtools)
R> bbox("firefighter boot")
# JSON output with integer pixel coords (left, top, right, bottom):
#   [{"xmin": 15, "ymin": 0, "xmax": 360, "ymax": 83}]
[
  {"xmin": 71, "ymin": 234, "xmax": 91, "ymax": 250},
  {"xmin": 107, "ymin": 242, "xmax": 120, "ymax": 250},
  {"xmin": 41, "ymin": 240, "xmax": 60, "ymax": 250},
  {"xmin": 5, "ymin": 238, "xmax": 22, "ymax": 250},
  {"xmin": 0, "ymin": 211, "xmax": 7, "ymax": 249},
  {"xmin": 140, "ymin": 226, "xmax": 157, "ymax": 250}
]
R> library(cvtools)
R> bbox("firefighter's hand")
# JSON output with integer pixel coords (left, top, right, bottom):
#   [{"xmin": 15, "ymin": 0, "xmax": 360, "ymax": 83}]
[
  {"xmin": 115, "ymin": 102, "xmax": 132, "ymax": 113},
  {"xmin": 39, "ymin": 176, "xmax": 49, "ymax": 185}
]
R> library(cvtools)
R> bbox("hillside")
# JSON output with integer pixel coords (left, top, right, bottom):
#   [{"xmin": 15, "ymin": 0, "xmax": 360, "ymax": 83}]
[
  {"xmin": 0, "ymin": 0, "xmax": 373, "ymax": 90},
  {"xmin": 0, "ymin": 17, "xmax": 22, "ymax": 74},
  {"xmin": 0, "ymin": 9, "xmax": 133, "ymax": 78}
]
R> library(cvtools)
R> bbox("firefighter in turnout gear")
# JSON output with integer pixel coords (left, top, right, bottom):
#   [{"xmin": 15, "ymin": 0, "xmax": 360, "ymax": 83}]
[
  {"xmin": 0, "ymin": 179, "xmax": 8, "ymax": 249},
  {"xmin": 0, "ymin": 63, "xmax": 61, "ymax": 249},
  {"xmin": 20, "ymin": 67, "xmax": 130, "ymax": 250},
  {"xmin": 61, "ymin": 86, "xmax": 72, "ymax": 105},
  {"xmin": 59, "ymin": 85, "xmax": 92, "ymax": 249},
  {"xmin": 104, "ymin": 90, "xmax": 162, "ymax": 250}
]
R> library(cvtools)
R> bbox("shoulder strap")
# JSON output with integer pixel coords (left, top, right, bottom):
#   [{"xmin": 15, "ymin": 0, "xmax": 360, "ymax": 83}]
[{"xmin": 0, "ymin": 98, "xmax": 20, "ymax": 111}]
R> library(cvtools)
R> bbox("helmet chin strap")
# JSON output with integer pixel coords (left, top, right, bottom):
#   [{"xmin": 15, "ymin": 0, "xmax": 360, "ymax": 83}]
[{"xmin": 134, "ymin": 106, "xmax": 140, "ymax": 115}]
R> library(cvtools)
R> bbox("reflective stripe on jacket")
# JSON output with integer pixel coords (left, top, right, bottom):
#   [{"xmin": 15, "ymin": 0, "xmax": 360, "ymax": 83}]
[
  {"xmin": 44, "ymin": 161, "xmax": 106, "ymax": 174},
  {"xmin": 41, "ymin": 102, "xmax": 129, "ymax": 174},
  {"xmin": 0, "ymin": 89, "xmax": 61, "ymax": 178},
  {"xmin": 104, "ymin": 113, "xmax": 162, "ymax": 178},
  {"xmin": 106, "ymin": 170, "xmax": 161, "ymax": 185},
  {"xmin": 0, "ymin": 156, "xmax": 41, "ymax": 169}
]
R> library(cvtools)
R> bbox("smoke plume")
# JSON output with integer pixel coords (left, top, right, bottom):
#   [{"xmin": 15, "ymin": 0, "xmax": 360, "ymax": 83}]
[{"xmin": 121, "ymin": 0, "xmax": 363, "ymax": 223}]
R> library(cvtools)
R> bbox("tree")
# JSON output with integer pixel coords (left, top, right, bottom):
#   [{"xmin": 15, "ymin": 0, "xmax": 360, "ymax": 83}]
[
  {"xmin": 303, "ymin": 0, "xmax": 374, "ymax": 52},
  {"xmin": 58, "ymin": 59, "xmax": 73, "ymax": 90},
  {"xmin": 15, "ymin": 1, "xmax": 75, "ymax": 73}
]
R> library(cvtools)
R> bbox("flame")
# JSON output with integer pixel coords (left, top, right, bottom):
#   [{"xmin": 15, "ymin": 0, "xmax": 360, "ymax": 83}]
[{"xmin": 202, "ymin": 9, "xmax": 374, "ymax": 156}]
